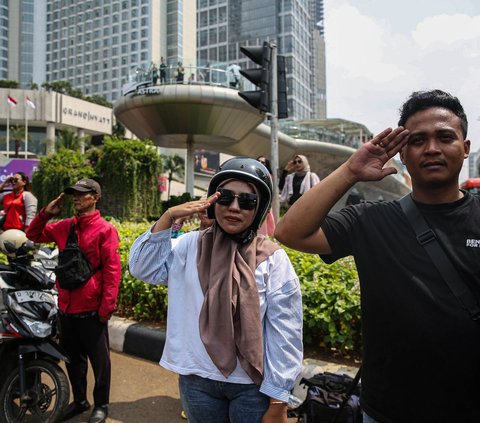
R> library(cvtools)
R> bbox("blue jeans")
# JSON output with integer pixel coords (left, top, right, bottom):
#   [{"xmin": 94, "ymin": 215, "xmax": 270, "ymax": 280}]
[
  {"xmin": 363, "ymin": 411, "xmax": 381, "ymax": 423},
  {"xmin": 178, "ymin": 374, "xmax": 270, "ymax": 423}
]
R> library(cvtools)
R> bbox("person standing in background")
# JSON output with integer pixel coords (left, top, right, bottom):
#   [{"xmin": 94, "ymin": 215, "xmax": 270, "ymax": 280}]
[
  {"xmin": 176, "ymin": 62, "xmax": 185, "ymax": 83},
  {"xmin": 151, "ymin": 63, "xmax": 158, "ymax": 85},
  {"xmin": 0, "ymin": 172, "xmax": 37, "ymax": 231},
  {"xmin": 280, "ymin": 155, "xmax": 320, "ymax": 207},
  {"xmin": 159, "ymin": 57, "xmax": 167, "ymax": 84}
]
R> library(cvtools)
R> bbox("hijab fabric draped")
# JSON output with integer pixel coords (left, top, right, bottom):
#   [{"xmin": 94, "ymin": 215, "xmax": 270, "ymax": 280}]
[{"xmin": 197, "ymin": 224, "xmax": 280, "ymax": 384}]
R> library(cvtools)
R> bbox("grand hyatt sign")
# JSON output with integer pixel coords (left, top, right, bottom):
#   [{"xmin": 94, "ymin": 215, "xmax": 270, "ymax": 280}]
[
  {"xmin": 62, "ymin": 107, "xmax": 111, "ymax": 125},
  {"xmin": 60, "ymin": 95, "xmax": 112, "ymax": 134}
]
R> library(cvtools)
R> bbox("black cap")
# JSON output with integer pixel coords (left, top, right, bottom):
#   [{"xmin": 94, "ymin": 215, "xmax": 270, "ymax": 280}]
[{"xmin": 64, "ymin": 178, "xmax": 101, "ymax": 195}]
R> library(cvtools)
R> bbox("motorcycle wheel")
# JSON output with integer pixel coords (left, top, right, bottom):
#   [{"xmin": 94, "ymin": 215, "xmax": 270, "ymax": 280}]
[{"xmin": 0, "ymin": 359, "xmax": 70, "ymax": 423}]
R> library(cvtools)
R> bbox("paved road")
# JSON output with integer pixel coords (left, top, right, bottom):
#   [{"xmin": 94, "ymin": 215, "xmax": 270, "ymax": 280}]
[
  {"xmin": 63, "ymin": 351, "xmax": 185, "ymax": 423},
  {"xmin": 63, "ymin": 351, "xmax": 357, "ymax": 422}
]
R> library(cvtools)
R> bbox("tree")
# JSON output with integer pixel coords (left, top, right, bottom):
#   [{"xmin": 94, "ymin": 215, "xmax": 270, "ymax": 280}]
[
  {"xmin": 41, "ymin": 80, "xmax": 83, "ymax": 98},
  {"xmin": 112, "ymin": 121, "xmax": 126, "ymax": 138},
  {"xmin": 95, "ymin": 137, "xmax": 163, "ymax": 219},
  {"xmin": 56, "ymin": 129, "xmax": 91, "ymax": 152},
  {"xmin": 31, "ymin": 149, "xmax": 95, "ymax": 217},
  {"xmin": 162, "ymin": 154, "xmax": 185, "ymax": 201},
  {"xmin": 10, "ymin": 125, "xmax": 30, "ymax": 157},
  {"xmin": 0, "ymin": 80, "xmax": 19, "ymax": 88},
  {"xmin": 84, "ymin": 95, "xmax": 112, "ymax": 108}
]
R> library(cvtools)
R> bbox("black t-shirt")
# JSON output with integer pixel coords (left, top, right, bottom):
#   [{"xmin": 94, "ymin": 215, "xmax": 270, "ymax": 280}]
[{"xmin": 321, "ymin": 192, "xmax": 480, "ymax": 423}]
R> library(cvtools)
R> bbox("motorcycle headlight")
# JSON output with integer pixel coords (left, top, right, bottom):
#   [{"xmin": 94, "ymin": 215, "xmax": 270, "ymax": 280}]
[{"xmin": 21, "ymin": 316, "xmax": 52, "ymax": 338}]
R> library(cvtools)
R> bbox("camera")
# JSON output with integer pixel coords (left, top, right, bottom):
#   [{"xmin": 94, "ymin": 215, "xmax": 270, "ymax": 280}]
[{"xmin": 8, "ymin": 177, "xmax": 17, "ymax": 183}]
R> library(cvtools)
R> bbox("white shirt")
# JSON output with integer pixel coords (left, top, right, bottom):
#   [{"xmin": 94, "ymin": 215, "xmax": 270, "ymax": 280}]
[{"xmin": 129, "ymin": 228, "xmax": 303, "ymax": 402}]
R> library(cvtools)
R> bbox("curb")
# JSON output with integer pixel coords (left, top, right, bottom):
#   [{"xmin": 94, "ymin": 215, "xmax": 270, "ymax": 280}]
[{"xmin": 108, "ymin": 316, "xmax": 166, "ymax": 363}]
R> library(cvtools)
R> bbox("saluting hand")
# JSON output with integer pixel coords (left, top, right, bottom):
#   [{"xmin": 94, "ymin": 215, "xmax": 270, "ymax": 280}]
[
  {"xmin": 45, "ymin": 193, "xmax": 65, "ymax": 217},
  {"xmin": 152, "ymin": 192, "xmax": 220, "ymax": 233},
  {"xmin": 344, "ymin": 127, "xmax": 410, "ymax": 182}
]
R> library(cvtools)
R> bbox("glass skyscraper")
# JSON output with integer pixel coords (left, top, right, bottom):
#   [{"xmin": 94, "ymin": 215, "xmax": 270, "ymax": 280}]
[
  {"xmin": 43, "ymin": 0, "xmax": 195, "ymax": 103},
  {"xmin": 196, "ymin": 0, "xmax": 326, "ymax": 120}
]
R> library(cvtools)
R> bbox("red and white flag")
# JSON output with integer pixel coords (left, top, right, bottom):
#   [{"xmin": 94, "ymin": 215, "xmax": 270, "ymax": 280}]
[
  {"xmin": 7, "ymin": 95, "xmax": 17, "ymax": 107},
  {"xmin": 25, "ymin": 96, "xmax": 35, "ymax": 109}
]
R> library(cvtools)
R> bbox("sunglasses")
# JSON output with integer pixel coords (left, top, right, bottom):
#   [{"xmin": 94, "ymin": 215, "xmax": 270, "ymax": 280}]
[
  {"xmin": 216, "ymin": 188, "xmax": 257, "ymax": 210},
  {"xmin": 293, "ymin": 159, "xmax": 303, "ymax": 164}
]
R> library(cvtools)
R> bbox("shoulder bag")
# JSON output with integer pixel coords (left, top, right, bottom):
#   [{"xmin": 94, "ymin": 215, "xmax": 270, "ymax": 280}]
[{"xmin": 54, "ymin": 222, "xmax": 94, "ymax": 290}]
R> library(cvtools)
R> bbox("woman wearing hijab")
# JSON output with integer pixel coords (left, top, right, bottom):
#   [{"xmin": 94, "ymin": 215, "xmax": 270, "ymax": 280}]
[
  {"xmin": 129, "ymin": 157, "xmax": 303, "ymax": 423},
  {"xmin": 280, "ymin": 155, "xmax": 320, "ymax": 206},
  {"xmin": 0, "ymin": 172, "xmax": 38, "ymax": 231}
]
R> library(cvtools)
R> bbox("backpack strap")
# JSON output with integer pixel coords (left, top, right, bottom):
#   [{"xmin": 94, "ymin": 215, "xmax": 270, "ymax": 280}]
[
  {"xmin": 331, "ymin": 366, "xmax": 362, "ymax": 423},
  {"xmin": 399, "ymin": 194, "xmax": 480, "ymax": 321},
  {"xmin": 65, "ymin": 221, "xmax": 79, "ymax": 248}
]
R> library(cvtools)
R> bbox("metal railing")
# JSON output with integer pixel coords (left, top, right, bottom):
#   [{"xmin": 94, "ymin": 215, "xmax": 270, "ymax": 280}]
[{"xmin": 124, "ymin": 64, "xmax": 251, "ymax": 92}]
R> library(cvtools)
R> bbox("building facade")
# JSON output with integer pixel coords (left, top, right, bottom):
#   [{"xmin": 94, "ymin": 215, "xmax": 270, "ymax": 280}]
[
  {"xmin": 3, "ymin": 0, "xmax": 195, "ymax": 103},
  {"xmin": 0, "ymin": 88, "xmax": 112, "ymax": 157},
  {"xmin": 44, "ymin": 0, "xmax": 196, "ymax": 103},
  {"xmin": 196, "ymin": 0, "xmax": 327, "ymax": 120}
]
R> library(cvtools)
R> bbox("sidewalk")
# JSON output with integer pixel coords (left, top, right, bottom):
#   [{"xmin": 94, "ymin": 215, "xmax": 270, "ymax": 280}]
[{"xmin": 108, "ymin": 316, "xmax": 360, "ymax": 404}]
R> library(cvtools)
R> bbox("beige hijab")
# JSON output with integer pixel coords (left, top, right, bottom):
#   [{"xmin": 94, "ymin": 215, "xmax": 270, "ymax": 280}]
[{"xmin": 197, "ymin": 221, "xmax": 280, "ymax": 384}]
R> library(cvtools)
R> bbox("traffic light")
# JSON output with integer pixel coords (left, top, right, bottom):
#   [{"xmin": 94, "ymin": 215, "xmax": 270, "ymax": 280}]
[
  {"xmin": 277, "ymin": 55, "xmax": 288, "ymax": 119},
  {"xmin": 238, "ymin": 41, "xmax": 271, "ymax": 113}
]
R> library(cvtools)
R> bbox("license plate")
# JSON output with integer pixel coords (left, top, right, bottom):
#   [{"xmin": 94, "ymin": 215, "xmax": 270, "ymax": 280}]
[
  {"xmin": 14, "ymin": 290, "xmax": 55, "ymax": 304},
  {"xmin": 40, "ymin": 259, "xmax": 57, "ymax": 270}
]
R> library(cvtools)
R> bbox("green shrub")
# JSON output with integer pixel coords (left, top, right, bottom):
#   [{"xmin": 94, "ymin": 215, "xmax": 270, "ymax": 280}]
[
  {"xmin": 285, "ymin": 248, "xmax": 361, "ymax": 356},
  {"xmin": 112, "ymin": 219, "xmax": 168, "ymax": 321}
]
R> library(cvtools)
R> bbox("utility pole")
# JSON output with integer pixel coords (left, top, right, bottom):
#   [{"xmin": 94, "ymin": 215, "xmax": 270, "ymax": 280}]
[
  {"xmin": 238, "ymin": 40, "xmax": 287, "ymax": 223},
  {"xmin": 269, "ymin": 41, "xmax": 280, "ymax": 223}
]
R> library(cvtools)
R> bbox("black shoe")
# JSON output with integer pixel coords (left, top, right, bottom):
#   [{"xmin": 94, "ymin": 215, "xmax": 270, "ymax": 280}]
[
  {"xmin": 88, "ymin": 405, "xmax": 108, "ymax": 423},
  {"xmin": 61, "ymin": 400, "xmax": 91, "ymax": 421}
]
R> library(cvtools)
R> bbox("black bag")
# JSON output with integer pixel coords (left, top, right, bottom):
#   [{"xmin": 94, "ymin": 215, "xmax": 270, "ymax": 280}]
[
  {"xmin": 293, "ymin": 371, "xmax": 362, "ymax": 423},
  {"xmin": 54, "ymin": 222, "xmax": 94, "ymax": 290}
]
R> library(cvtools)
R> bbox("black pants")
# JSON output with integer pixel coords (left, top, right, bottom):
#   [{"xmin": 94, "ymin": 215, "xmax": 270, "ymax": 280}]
[{"xmin": 59, "ymin": 313, "xmax": 111, "ymax": 407}]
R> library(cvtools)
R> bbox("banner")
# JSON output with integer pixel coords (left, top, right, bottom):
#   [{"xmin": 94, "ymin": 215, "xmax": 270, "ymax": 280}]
[{"xmin": 0, "ymin": 159, "xmax": 39, "ymax": 183}]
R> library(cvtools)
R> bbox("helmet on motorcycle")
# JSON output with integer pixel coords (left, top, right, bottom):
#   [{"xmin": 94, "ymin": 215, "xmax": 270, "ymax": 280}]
[
  {"xmin": 0, "ymin": 229, "xmax": 28, "ymax": 256},
  {"xmin": 207, "ymin": 157, "xmax": 273, "ymax": 232}
]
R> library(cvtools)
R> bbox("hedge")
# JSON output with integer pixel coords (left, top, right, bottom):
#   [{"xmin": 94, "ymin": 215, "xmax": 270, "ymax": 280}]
[{"xmin": 112, "ymin": 219, "xmax": 362, "ymax": 357}]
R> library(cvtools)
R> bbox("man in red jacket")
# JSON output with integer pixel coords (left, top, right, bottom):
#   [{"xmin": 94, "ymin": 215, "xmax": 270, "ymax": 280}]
[{"xmin": 26, "ymin": 178, "xmax": 121, "ymax": 423}]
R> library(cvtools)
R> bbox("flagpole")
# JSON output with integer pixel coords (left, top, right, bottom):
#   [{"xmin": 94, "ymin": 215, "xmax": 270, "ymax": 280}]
[
  {"xmin": 6, "ymin": 106, "xmax": 9, "ymax": 159},
  {"xmin": 25, "ymin": 105, "xmax": 28, "ymax": 159}
]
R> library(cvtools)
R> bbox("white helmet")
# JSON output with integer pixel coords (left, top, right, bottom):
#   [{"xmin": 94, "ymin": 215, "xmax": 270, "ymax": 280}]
[{"xmin": 0, "ymin": 229, "xmax": 28, "ymax": 256}]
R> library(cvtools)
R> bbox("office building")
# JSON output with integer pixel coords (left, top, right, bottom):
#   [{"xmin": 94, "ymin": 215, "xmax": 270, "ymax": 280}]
[
  {"xmin": 196, "ymin": 0, "xmax": 327, "ymax": 120},
  {"xmin": 4, "ymin": 1, "xmax": 197, "ymax": 102},
  {"xmin": 42, "ymin": 0, "xmax": 195, "ymax": 103}
]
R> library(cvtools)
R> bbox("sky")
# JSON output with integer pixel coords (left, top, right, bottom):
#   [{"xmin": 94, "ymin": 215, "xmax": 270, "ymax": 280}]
[{"xmin": 324, "ymin": 0, "xmax": 480, "ymax": 181}]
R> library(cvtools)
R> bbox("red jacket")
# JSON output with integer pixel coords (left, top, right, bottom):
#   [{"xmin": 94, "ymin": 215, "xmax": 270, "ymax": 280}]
[{"xmin": 26, "ymin": 208, "xmax": 121, "ymax": 319}]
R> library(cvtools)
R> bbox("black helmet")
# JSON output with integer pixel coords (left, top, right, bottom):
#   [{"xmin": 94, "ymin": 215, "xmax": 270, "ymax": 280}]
[{"xmin": 207, "ymin": 157, "xmax": 272, "ymax": 231}]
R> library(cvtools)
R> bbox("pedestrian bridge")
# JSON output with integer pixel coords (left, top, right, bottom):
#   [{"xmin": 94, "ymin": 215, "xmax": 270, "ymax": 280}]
[{"xmin": 113, "ymin": 81, "xmax": 410, "ymax": 202}]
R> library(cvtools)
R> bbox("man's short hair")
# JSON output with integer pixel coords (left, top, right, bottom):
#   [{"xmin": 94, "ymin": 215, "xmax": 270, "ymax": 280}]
[{"xmin": 398, "ymin": 89, "xmax": 468, "ymax": 138}]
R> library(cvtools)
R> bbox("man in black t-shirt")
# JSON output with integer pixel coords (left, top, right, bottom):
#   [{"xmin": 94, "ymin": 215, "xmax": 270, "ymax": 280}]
[{"xmin": 275, "ymin": 90, "xmax": 480, "ymax": 423}]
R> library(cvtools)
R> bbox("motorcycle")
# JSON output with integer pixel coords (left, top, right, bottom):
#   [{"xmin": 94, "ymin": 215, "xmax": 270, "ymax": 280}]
[{"xmin": 0, "ymin": 230, "xmax": 69, "ymax": 422}]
